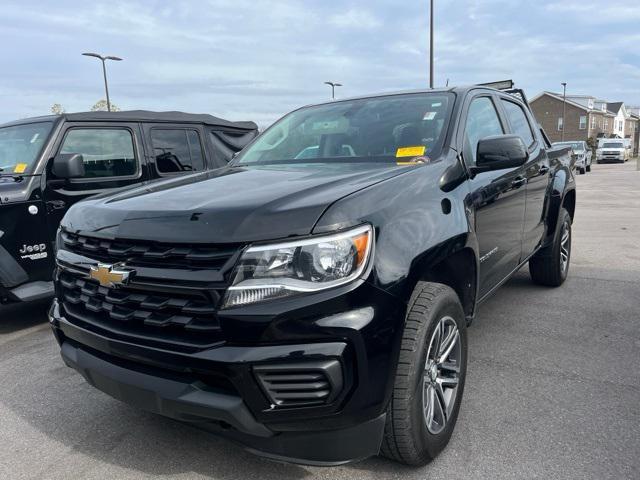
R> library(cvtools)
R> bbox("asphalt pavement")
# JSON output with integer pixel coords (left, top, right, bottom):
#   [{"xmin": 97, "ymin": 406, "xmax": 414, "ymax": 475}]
[{"xmin": 1, "ymin": 161, "xmax": 639, "ymax": 480}]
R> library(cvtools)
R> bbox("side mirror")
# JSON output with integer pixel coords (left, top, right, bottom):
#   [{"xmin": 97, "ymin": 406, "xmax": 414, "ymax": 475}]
[
  {"xmin": 52, "ymin": 153, "xmax": 85, "ymax": 179},
  {"xmin": 471, "ymin": 135, "xmax": 529, "ymax": 175}
]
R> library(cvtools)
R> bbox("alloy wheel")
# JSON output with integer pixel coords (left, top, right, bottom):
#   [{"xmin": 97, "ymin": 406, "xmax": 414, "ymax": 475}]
[{"xmin": 422, "ymin": 316, "xmax": 461, "ymax": 435}]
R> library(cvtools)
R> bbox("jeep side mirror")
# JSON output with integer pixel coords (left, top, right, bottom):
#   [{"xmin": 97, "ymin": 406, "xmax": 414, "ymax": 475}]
[
  {"xmin": 471, "ymin": 135, "xmax": 529, "ymax": 175},
  {"xmin": 52, "ymin": 153, "xmax": 85, "ymax": 179}
]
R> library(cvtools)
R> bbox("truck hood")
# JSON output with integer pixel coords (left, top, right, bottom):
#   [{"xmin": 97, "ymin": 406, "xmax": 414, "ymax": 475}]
[{"xmin": 62, "ymin": 165, "xmax": 410, "ymax": 244}]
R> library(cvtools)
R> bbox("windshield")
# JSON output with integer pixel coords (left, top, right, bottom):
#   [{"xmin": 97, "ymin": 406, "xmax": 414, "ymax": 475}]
[
  {"xmin": 0, "ymin": 122, "xmax": 53, "ymax": 175},
  {"xmin": 235, "ymin": 93, "xmax": 454, "ymax": 167},
  {"xmin": 602, "ymin": 142, "xmax": 624, "ymax": 148},
  {"xmin": 554, "ymin": 142, "xmax": 584, "ymax": 151}
]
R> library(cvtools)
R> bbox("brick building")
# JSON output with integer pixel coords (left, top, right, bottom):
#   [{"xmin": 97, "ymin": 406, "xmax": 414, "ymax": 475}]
[{"xmin": 530, "ymin": 92, "xmax": 615, "ymax": 145}]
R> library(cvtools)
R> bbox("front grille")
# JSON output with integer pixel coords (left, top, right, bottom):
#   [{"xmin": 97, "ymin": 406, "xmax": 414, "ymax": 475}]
[
  {"xmin": 58, "ymin": 269, "xmax": 225, "ymax": 352},
  {"xmin": 60, "ymin": 230, "xmax": 238, "ymax": 270},
  {"xmin": 254, "ymin": 360, "xmax": 343, "ymax": 408}
]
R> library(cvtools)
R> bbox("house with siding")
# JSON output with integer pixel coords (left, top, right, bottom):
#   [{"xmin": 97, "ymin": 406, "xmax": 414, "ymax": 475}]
[{"xmin": 530, "ymin": 92, "xmax": 615, "ymax": 145}]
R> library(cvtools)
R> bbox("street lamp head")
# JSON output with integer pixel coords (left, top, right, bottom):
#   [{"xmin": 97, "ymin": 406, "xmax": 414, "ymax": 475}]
[
  {"xmin": 82, "ymin": 52, "xmax": 103, "ymax": 59},
  {"xmin": 105, "ymin": 56, "xmax": 123, "ymax": 61},
  {"xmin": 561, "ymin": 82, "xmax": 567, "ymax": 87}
]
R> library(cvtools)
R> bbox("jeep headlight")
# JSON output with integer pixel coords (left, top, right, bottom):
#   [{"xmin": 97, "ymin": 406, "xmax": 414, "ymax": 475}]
[{"xmin": 223, "ymin": 225, "xmax": 373, "ymax": 308}]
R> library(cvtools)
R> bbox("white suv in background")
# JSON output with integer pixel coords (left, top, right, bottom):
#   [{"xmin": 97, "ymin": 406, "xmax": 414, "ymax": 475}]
[{"xmin": 596, "ymin": 141, "xmax": 628, "ymax": 164}]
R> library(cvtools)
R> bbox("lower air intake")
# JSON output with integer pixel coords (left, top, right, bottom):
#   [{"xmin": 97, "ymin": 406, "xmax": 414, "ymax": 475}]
[{"xmin": 254, "ymin": 360, "xmax": 343, "ymax": 408}]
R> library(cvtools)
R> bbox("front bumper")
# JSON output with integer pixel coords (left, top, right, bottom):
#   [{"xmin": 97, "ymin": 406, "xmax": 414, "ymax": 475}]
[{"xmin": 49, "ymin": 279, "xmax": 403, "ymax": 465}]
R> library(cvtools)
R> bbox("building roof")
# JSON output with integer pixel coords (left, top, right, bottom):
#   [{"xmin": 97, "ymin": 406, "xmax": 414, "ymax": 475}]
[
  {"xmin": 530, "ymin": 92, "xmax": 615, "ymax": 116},
  {"xmin": 1, "ymin": 110, "xmax": 258, "ymax": 131},
  {"xmin": 606, "ymin": 102, "xmax": 624, "ymax": 115}
]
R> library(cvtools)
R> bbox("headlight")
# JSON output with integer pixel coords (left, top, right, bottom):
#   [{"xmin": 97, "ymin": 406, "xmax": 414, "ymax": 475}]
[{"xmin": 223, "ymin": 224, "xmax": 373, "ymax": 308}]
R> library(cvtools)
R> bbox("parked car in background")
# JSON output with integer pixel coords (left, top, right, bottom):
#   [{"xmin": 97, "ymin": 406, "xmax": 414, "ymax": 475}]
[
  {"xmin": 553, "ymin": 141, "xmax": 592, "ymax": 174},
  {"xmin": 0, "ymin": 111, "xmax": 257, "ymax": 305},
  {"xmin": 596, "ymin": 140, "xmax": 629, "ymax": 163},
  {"xmin": 50, "ymin": 86, "xmax": 576, "ymax": 466}
]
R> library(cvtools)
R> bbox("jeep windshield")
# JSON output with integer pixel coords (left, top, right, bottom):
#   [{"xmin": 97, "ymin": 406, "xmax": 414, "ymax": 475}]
[
  {"xmin": 234, "ymin": 92, "xmax": 454, "ymax": 167},
  {"xmin": 0, "ymin": 121, "xmax": 53, "ymax": 175}
]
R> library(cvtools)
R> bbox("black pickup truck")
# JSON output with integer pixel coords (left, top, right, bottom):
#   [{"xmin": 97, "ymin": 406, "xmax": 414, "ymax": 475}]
[
  {"xmin": 0, "ymin": 111, "xmax": 257, "ymax": 304},
  {"xmin": 49, "ymin": 86, "xmax": 575, "ymax": 466}
]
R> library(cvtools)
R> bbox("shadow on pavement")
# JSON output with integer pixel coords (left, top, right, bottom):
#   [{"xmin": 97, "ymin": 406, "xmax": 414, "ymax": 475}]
[{"xmin": 0, "ymin": 299, "xmax": 50, "ymax": 334}]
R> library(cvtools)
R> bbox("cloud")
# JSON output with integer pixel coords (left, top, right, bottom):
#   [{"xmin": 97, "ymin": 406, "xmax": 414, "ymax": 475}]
[
  {"xmin": 1, "ymin": 0, "xmax": 639, "ymax": 125},
  {"xmin": 329, "ymin": 8, "xmax": 381, "ymax": 29}
]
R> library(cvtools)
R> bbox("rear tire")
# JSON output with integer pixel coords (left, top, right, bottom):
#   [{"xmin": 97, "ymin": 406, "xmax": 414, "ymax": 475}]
[
  {"xmin": 529, "ymin": 207, "xmax": 572, "ymax": 287},
  {"xmin": 381, "ymin": 282, "xmax": 467, "ymax": 466}
]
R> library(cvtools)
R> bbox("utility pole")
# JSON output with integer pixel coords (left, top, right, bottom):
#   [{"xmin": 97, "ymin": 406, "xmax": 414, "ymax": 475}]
[
  {"xmin": 324, "ymin": 81, "xmax": 342, "ymax": 100},
  {"xmin": 82, "ymin": 53, "xmax": 123, "ymax": 112},
  {"xmin": 430, "ymin": 0, "xmax": 434, "ymax": 88},
  {"xmin": 561, "ymin": 82, "xmax": 567, "ymax": 141}
]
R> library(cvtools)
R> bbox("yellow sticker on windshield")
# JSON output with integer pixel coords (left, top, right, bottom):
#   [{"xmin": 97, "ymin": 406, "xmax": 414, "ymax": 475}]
[
  {"xmin": 396, "ymin": 146, "xmax": 426, "ymax": 158},
  {"xmin": 14, "ymin": 163, "xmax": 27, "ymax": 174}
]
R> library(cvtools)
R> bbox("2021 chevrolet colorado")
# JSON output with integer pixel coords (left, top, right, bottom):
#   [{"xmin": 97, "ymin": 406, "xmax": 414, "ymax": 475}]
[{"xmin": 49, "ymin": 86, "xmax": 575, "ymax": 466}]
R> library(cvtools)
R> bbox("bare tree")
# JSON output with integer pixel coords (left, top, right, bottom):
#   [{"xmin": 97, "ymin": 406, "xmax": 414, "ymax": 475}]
[
  {"xmin": 51, "ymin": 103, "xmax": 65, "ymax": 115},
  {"xmin": 90, "ymin": 99, "xmax": 120, "ymax": 112}
]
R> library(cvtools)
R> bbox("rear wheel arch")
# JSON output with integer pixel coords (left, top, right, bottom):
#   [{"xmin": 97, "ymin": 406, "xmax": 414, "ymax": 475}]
[{"xmin": 562, "ymin": 189, "xmax": 576, "ymax": 222}]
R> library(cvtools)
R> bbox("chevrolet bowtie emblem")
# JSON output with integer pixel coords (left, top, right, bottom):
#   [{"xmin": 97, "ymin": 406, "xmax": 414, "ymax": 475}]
[{"xmin": 89, "ymin": 263, "xmax": 132, "ymax": 288}]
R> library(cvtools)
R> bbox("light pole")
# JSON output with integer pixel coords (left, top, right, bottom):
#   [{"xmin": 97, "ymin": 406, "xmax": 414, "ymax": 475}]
[
  {"xmin": 561, "ymin": 82, "xmax": 567, "ymax": 141},
  {"xmin": 429, "ymin": 0, "xmax": 434, "ymax": 89},
  {"xmin": 324, "ymin": 81, "xmax": 342, "ymax": 100},
  {"xmin": 82, "ymin": 52, "xmax": 122, "ymax": 112}
]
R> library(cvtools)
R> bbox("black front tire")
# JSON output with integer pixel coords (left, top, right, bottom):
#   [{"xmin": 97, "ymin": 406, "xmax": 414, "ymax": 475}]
[
  {"xmin": 529, "ymin": 207, "xmax": 572, "ymax": 287},
  {"xmin": 381, "ymin": 282, "xmax": 467, "ymax": 466}
]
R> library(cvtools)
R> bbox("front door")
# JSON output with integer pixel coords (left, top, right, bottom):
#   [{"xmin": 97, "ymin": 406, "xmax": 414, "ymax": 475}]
[
  {"xmin": 43, "ymin": 123, "xmax": 146, "ymax": 241},
  {"xmin": 461, "ymin": 95, "xmax": 527, "ymax": 298},
  {"xmin": 498, "ymin": 99, "xmax": 551, "ymax": 257}
]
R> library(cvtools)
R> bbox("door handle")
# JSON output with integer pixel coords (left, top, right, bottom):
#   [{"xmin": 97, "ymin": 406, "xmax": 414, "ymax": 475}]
[
  {"xmin": 46, "ymin": 200, "xmax": 66, "ymax": 213},
  {"xmin": 511, "ymin": 177, "xmax": 526, "ymax": 189},
  {"xmin": 539, "ymin": 165, "xmax": 550, "ymax": 175}
]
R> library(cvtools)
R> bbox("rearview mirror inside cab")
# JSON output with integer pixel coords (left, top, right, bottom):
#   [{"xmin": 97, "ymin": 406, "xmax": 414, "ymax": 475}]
[
  {"xmin": 472, "ymin": 135, "xmax": 529, "ymax": 175},
  {"xmin": 52, "ymin": 153, "xmax": 85, "ymax": 179}
]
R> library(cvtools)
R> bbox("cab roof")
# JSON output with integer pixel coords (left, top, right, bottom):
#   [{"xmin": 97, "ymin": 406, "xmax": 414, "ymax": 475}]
[{"xmin": 1, "ymin": 110, "xmax": 258, "ymax": 131}]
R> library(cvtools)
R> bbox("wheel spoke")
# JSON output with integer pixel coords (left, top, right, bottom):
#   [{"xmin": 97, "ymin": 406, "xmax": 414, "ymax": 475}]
[
  {"xmin": 437, "ymin": 375, "xmax": 459, "ymax": 388},
  {"xmin": 438, "ymin": 330, "xmax": 459, "ymax": 364},
  {"xmin": 439, "ymin": 360, "xmax": 460, "ymax": 373},
  {"xmin": 433, "ymin": 382, "xmax": 448, "ymax": 424},
  {"xmin": 424, "ymin": 384, "xmax": 435, "ymax": 427}
]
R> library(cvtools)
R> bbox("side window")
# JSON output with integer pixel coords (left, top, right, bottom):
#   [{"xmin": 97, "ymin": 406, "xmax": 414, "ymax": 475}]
[
  {"xmin": 501, "ymin": 100, "xmax": 535, "ymax": 147},
  {"xmin": 150, "ymin": 129, "xmax": 204, "ymax": 174},
  {"xmin": 59, "ymin": 128, "xmax": 137, "ymax": 178},
  {"xmin": 463, "ymin": 97, "xmax": 504, "ymax": 166}
]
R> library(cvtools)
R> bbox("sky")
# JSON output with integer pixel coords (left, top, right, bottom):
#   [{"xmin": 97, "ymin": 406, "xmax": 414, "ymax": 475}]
[{"xmin": 1, "ymin": 0, "xmax": 639, "ymax": 126}]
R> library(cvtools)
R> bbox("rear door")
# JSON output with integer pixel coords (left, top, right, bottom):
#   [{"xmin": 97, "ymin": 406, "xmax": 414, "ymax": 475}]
[
  {"xmin": 461, "ymin": 93, "xmax": 527, "ymax": 297},
  {"xmin": 142, "ymin": 124, "xmax": 208, "ymax": 177},
  {"xmin": 43, "ymin": 122, "xmax": 147, "ymax": 240},
  {"xmin": 498, "ymin": 98, "xmax": 551, "ymax": 257}
]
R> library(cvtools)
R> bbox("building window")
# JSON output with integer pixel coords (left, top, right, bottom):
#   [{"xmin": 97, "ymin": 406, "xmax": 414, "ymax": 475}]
[
  {"xmin": 557, "ymin": 117, "xmax": 563, "ymax": 132},
  {"xmin": 591, "ymin": 117, "xmax": 597, "ymax": 129},
  {"xmin": 619, "ymin": 120, "xmax": 623, "ymax": 131},
  {"xmin": 604, "ymin": 119, "xmax": 608, "ymax": 130},
  {"xmin": 579, "ymin": 116, "xmax": 587, "ymax": 130}
]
